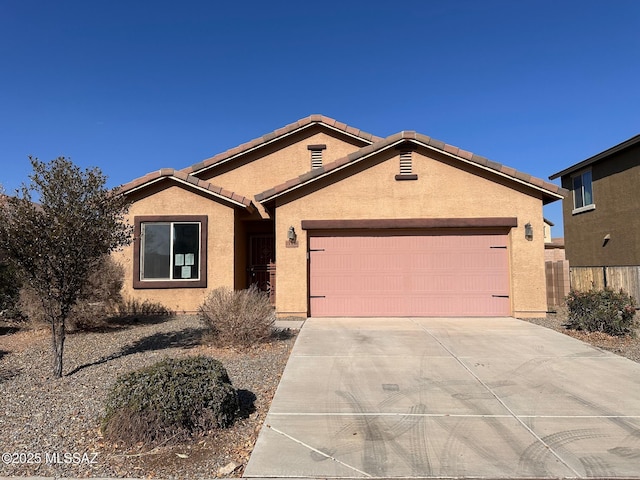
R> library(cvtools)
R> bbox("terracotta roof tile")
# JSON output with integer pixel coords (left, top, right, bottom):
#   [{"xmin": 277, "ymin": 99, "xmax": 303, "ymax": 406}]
[
  {"xmin": 402, "ymin": 131, "xmax": 417, "ymax": 140},
  {"xmin": 262, "ymin": 131, "xmax": 277, "ymax": 142},
  {"xmin": 118, "ymin": 169, "xmax": 254, "ymax": 210},
  {"xmin": 284, "ymin": 178, "xmax": 300, "ymax": 189},
  {"xmin": 182, "ymin": 115, "xmax": 381, "ymax": 176},
  {"xmin": 298, "ymin": 171, "xmax": 316, "ymax": 183},
  {"xmin": 346, "ymin": 125, "xmax": 360, "ymax": 136},
  {"xmin": 320, "ymin": 115, "xmax": 337, "ymax": 127},
  {"xmin": 444, "ymin": 144, "xmax": 459, "ymax": 155},
  {"xmin": 256, "ymin": 129, "xmax": 569, "ymax": 203},
  {"xmin": 514, "ymin": 171, "xmax": 532, "ymax": 183},
  {"xmin": 428, "ymin": 138, "xmax": 446, "ymax": 150},
  {"xmin": 500, "ymin": 165, "xmax": 517, "ymax": 177},
  {"xmin": 471, "ymin": 154, "xmax": 489, "ymax": 166},
  {"xmin": 458, "ymin": 149, "xmax": 473, "ymax": 160},
  {"xmin": 486, "ymin": 159, "xmax": 504, "ymax": 171},
  {"xmin": 529, "ymin": 176, "xmax": 545, "ymax": 188}
]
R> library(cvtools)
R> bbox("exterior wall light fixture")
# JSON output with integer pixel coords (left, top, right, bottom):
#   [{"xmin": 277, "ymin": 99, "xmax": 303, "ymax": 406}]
[
  {"xmin": 287, "ymin": 226, "xmax": 297, "ymax": 243},
  {"xmin": 525, "ymin": 222, "xmax": 533, "ymax": 241}
]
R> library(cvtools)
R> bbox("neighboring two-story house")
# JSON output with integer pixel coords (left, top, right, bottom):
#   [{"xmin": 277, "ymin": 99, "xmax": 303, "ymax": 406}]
[
  {"xmin": 549, "ymin": 133, "xmax": 640, "ymax": 267},
  {"xmin": 549, "ymin": 133, "xmax": 640, "ymax": 299}
]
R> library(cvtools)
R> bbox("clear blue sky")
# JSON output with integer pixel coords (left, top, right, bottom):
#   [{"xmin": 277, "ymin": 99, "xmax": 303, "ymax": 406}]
[{"xmin": 1, "ymin": 0, "xmax": 639, "ymax": 235}]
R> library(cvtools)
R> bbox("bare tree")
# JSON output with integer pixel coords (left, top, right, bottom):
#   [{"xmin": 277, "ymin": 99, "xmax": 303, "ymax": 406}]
[{"xmin": 0, "ymin": 157, "xmax": 132, "ymax": 377}]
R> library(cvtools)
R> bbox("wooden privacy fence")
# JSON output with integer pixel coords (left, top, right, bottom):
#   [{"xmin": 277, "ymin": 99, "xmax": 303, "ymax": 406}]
[
  {"xmin": 569, "ymin": 266, "xmax": 640, "ymax": 302},
  {"xmin": 546, "ymin": 260, "xmax": 570, "ymax": 309}
]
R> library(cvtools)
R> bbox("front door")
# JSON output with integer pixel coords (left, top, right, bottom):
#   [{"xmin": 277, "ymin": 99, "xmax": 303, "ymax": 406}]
[{"xmin": 249, "ymin": 234, "xmax": 275, "ymax": 294}]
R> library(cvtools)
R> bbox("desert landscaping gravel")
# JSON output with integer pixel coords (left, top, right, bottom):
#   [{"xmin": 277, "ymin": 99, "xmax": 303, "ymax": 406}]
[
  {"xmin": 524, "ymin": 311, "xmax": 640, "ymax": 363},
  {"xmin": 1, "ymin": 312, "xmax": 638, "ymax": 479},
  {"xmin": 0, "ymin": 315, "xmax": 296, "ymax": 479}
]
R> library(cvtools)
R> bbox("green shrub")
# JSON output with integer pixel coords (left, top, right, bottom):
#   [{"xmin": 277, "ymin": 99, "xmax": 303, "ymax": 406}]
[
  {"xmin": 102, "ymin": 356, "xmax": 239, "ymax": 446},
  {"xmin": 566, "ymin": 288, "xmax": 637, "ymax": 336},
  {"xmin": 199, "ymin": 286, "xmax": 275, "ymax": 348}
]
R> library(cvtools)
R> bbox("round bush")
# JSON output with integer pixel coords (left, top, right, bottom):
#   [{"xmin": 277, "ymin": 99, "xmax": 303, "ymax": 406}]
[
  {"xmin": 566, "ymin": 288, "xmax": 637, "ymax": 336},
  {"xmin": 102, "ymin": 356, "xmax": 239, "ymax": 445},
  {"xmin": 199, "ymin": 286, "xmax": 276, "ymax": 348}
]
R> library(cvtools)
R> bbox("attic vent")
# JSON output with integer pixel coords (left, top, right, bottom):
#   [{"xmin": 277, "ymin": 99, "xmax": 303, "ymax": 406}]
[
  {"xmin": 308, "ymin": 144, "xmax": 326, "ymax": 170},
  {"xmin": 399, "ymin": 151, "xmax": 412, "ymax": 175}
]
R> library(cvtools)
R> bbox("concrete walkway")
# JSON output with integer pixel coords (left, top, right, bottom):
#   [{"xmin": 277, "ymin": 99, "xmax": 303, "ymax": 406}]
[{"xmin": 244, "ymin": 317, "xmax": 640, "ymax": 478}]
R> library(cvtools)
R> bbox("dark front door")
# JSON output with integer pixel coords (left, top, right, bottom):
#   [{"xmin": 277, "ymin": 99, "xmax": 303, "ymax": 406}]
[{"xmin": 249, "ymin": 234, "xmax": 275, "ymax": 293}]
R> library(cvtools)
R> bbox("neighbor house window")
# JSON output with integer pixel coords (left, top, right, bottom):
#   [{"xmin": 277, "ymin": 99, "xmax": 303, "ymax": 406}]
[
  {"xmin": 133, "ymin": 215, "xmax": 207, "ymax": 288},
  {"xmin": 308, "ymin": 144, "xmax": 326, "ymax": 169},
  {"xmin": 572, "ymin": 170, "xmax": 594, "ymax": 211}
]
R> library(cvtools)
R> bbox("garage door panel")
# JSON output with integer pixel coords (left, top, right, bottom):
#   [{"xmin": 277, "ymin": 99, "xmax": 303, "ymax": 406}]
[{"xmin": 309, "ymin": 234, "xmax": 510, "ymax": 317}]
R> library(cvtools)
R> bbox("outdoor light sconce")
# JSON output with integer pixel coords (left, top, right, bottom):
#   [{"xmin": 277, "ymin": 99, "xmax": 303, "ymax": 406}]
[
  {"xmin": 287, "ymin": 226, "xmax": 298, "ymax": 247},
  {"xmin": 525, "ymin": 223, "xmax": 533, "ymax": 241}
]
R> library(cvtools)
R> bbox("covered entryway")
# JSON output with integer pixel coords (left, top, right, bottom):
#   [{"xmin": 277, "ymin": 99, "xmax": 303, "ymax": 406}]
[{"xmin": 309, "ymin": 232, "xmax": 510, "ymax": 317}]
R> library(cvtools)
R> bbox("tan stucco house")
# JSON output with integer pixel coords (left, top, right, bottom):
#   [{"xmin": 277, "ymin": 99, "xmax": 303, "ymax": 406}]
[{"xmin": 115, "ymin": 115, "xmax": 566, "ymax": 318}]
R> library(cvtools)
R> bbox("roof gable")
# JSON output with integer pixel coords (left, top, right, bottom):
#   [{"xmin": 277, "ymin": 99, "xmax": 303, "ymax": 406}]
[
  {"xmin": 255, "ymin": 131, "xmax": 568, "ymax": 204},
  {"xmin": 182, "ymin": 114, "xmax": 382, "ymax": 177},
  {"xmin": 119, "ymin": 168, "xmax": 255, "ymax": 211}
]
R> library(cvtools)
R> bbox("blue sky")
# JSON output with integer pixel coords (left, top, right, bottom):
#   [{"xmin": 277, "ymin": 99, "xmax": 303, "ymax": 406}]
[{"xmin": 1, "ymin": 1, "xmax": 639, "ymax": 234}]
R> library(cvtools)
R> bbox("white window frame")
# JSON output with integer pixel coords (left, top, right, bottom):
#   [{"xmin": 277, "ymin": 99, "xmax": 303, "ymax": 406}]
[{"xmin": 571, "ymin": 169, "xmax": 595, "ymax": 214}]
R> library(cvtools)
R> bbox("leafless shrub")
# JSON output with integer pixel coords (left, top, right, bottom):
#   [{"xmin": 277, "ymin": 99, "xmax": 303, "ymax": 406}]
[{"xmin": 199, "ymin": 286, "xmax": 275, "ymax": 348}]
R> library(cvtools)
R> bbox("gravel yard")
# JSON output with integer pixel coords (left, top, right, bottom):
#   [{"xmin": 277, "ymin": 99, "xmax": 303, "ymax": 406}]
[
  {"xmin": 0, "ymin": 315, "xmax": 296, "ymax": 479},
  {"xmin": 524, "ymin": 310, "xmax": 640, "ymax": 363},
  {"xmin": 1, "ymin": 312, "xmax": 638, "ymax": 479}
]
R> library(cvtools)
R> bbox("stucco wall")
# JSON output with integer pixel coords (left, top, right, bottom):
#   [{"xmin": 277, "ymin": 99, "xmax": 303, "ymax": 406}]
[
  {"xmin": 201, "ymin": 128, "xmax": 367, "ymax": 218},
  {"xmin": 273, "ymin": 147, "xmax": 547, "ymax": 318},
  {"xmin": 113, "ymin": 182, "xmax": 236, "ymax": 313},
  {"xmin": 561, "ymin": 144, "xmax": 640, "ymax": 266}
]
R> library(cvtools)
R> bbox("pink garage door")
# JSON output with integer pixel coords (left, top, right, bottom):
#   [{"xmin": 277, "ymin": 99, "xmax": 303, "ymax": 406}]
[{"xmin": 309, "ymin": 234, "xmax": 510, "ymax": 317}]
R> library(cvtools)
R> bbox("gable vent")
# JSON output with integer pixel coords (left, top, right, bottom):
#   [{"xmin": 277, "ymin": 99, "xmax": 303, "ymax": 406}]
[
  {"xmin": 399, "ymin": 151, "xmax": 412, "ymax": 175},
  {"xmin": 308, "ymin": 144, "xmax": 326, "ymax": 170},
  {"xmin": 311, "ymin": 149, "xmax": 323, "ymax": 169}
]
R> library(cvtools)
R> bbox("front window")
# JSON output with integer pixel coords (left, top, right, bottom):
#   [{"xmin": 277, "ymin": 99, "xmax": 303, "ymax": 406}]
[
  {"xmin": 141, "ymin": 222, "xmax": 200, "ymax": 280},
  {"xmin": 572, "ymin": 170, "xmax": 594, "ymax": 210},
  {"xmin": 133, "ymin": 215, "xmax": 207, "ymax": 289}
]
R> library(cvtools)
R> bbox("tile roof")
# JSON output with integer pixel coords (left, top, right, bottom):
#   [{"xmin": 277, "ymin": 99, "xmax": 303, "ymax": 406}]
[
  {"xmin": 255, "ymin": 131, "xmax": 568, "ymax": 203},
  {"xmin": 118, "ymin": 168, "xmax": 254, "ymax": 210},
  {"xmin": 182, "ymin": 114, "xmax": 382, "ymax": 176}
]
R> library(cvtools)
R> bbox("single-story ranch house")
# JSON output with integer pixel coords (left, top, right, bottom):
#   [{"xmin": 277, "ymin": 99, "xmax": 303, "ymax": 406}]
[{"xmin": 114, "ymin": 115, "xmax": 566, "ymax": 318}]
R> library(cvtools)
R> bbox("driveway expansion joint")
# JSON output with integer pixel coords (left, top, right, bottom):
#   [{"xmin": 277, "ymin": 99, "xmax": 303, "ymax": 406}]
[{"xmin": 409, "ymin": 319, "xmax": 585, "ymax": 479}]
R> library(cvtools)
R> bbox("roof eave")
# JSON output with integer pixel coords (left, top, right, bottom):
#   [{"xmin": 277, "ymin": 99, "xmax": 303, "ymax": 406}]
[
  {"xmin": 188, "ymin": 119, "xmax": 379, "ymax": 177},
  {"xmin": 549, "ymin": 133, "xmax": 640, "ymax": 180},
  {"xmin": 257, "ymin": 137, "xmax": 568, "ymax": 204},
  {"xmin": 121, "ymin": 176, "xmax": 255, "ymax": 212}
]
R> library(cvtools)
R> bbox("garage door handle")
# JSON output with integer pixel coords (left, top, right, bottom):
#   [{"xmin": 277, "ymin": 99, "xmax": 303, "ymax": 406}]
[
  {"xmin": 310, "ymin": 295, "xmax": 326, "ymax": 298},
  {"xmin": 492, "ymin": 295, "xmax": 509, "ymax": 298}
]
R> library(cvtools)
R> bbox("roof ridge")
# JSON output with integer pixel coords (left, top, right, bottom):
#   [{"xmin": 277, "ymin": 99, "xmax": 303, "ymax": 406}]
[
  {"xmin": 255, "ymin": 131, "xmax": 568, "ymax": 203},
  {"xmin": 182, "ymin": 115, "xmax": 383, "ymax": 176},
  {"xmin": 118, "ymin": 168, "xmax": 254, "ymax": 209}
]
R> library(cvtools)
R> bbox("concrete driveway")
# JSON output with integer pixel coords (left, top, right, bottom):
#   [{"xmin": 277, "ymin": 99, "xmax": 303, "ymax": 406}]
[{"xmin": 244, "ymin": 317, "xmax": 640, "ymax": 478}]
